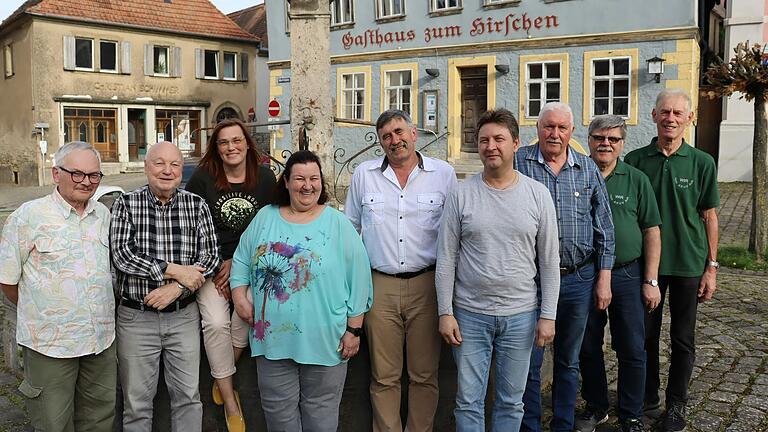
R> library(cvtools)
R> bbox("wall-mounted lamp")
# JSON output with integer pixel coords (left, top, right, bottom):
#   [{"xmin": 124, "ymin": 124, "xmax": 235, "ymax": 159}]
[
  {"xmin": 494, "ymin": 64, "xmax": 510, "ymax": 74},
  {"xmin": 646, "ymin": 56, "xmax": 666, "ymax": 83},
  {"xmin": 426, "ymin": 68, "xmax": 440, "ymax": 78}
]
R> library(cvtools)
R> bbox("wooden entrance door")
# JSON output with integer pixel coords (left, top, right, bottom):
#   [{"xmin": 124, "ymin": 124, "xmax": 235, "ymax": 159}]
[{"xmin": 460, "ymin": 67, "xmax": 488, "ymax": 153}]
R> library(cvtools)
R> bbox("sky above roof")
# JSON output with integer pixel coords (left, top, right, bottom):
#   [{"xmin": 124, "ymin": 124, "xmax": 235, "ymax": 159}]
[{"xmin": 0, "ymin": 0, "xmax": 263, "ymax": 23}]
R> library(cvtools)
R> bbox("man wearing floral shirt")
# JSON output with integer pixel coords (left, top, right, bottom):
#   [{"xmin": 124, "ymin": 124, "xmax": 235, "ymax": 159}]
[{"xmin": 0, "ymin": 141, "xmax": 116, "ymax": 432}]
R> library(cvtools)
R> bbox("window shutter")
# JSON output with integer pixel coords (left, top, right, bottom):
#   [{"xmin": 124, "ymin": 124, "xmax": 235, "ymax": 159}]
[
  {"xmin": 195, "ymin": 48, "xmax": 203, "ymax": 79},
  {"xmin": 240, "ymin": 52, "xmax": 248, "ymax": 82},
  {"xmin": 120, "ymin": 41, "xmax": 131, "ymax": 74},
  {"xmin": 63, "ymin": 36, "xmax": 75, "ymax": 70},
  {"xmin": 171, "ymin": 47, "xmax": 182, "ymax": 77},
  {"xmin": 144, "ymin": 44, "xmax": 153, "ymax": 76}
]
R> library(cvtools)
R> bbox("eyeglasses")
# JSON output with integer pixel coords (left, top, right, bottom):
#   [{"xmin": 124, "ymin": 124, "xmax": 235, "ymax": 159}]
[
  {"xmin": 590, "ymin": 135, "xmax": 623, "ymax": 144},
  {"xmin": 57, "ymin": 166, "xmax": 104, "ymax": 184},
  {"xmin": 216, "ymin": 136, "xmax": 246, "ymax": 147}
]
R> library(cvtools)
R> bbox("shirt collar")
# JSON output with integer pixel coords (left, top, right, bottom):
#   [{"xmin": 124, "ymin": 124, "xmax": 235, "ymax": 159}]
[
  {"xmin": 647, "ymin": 137, "xmax": 691, "ymax": 157},
  {"xmin": 607, "ymin": 159, "xmax": 629, "ymax": 178},
  {"xmin": 51, "ymin": 187, "xmax": 96, "ymax": 218},
  {"xmin": 143, "ymin": 185, "xmax": 179, "ymax": 207},
  {"xmin": 377, "ymin": 151, "xmax": 428, "ymax": 172},
  {"xmin": 535, "ymin": 144, "xmax": 576, "ymax": 167}
]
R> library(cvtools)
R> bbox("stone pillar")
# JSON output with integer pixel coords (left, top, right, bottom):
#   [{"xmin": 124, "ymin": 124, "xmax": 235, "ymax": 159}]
[{"xmin": 288, "ymin": 0, "xmax": 335, "ymax": 194}]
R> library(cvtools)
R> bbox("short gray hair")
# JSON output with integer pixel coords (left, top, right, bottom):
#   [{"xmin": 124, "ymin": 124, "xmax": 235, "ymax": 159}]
[
  {"xmin": 376, "ymin": 109, "xmax": 414, "ymax": 133},
  {"xmin": 588, "ymin": 115, "xmax": 627, "ymax": 139},
  {"xmin": 538, "ymin": 102, "xmax": 574, "ymax": 126},
  {"xmin": 54, "ymin": 141, "xmax": 101, "ymax": 167},
  {"xmin": 655, "ymin": 89, "xmax": 692, "ymax": 112}
]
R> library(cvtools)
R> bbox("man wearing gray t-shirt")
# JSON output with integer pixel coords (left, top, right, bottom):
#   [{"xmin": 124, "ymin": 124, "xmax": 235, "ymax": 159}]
[{"xmin": 436, "ymin": 108, "xmax": 560, "ymax": 431}]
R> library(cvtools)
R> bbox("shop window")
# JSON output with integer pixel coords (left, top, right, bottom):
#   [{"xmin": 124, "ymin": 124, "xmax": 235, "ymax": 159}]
[
  {"xmin": 154, "ymin": 46, "xmax": 170, "ymax": 76},
  {"xmin": 590, "ymin": 57, "xmax": 630, "ymax": 118},
  {"xmin": 3, "ymin": 44, "xmax": 12, "ymax": 78},
  {"xmin": 64, "ymin": 107, "xmax": 118, "ymax": 161},
  {"xmin": 377, "ymin": 0, "xmax": 404, "ymax": 19},
  {"xmin": 430, "ymin": 0, "xmax": 461, "ymax": 12},
  {"xmin": 385, "ymin": 70, "xmax": 413, "ymax": 114},
  {"xmin": 525, "ymin": 61, "xmax": 562, "ymax": 118},
  {"xmin": 156, "ymin": 110, "xmax": 202, "ymax": 155},
  {"xmin": 204, "ymin": 50, "xmax": 218, "ymax": 79},
  {"xmin": 100, "ymin": 41, "xmax": 117, "ymax": 72},
  {"xmin": 341, "ymin": 72, "xmax": 366, "ymax": 120},
  {"xmin": 331, "ymin": 0, "xmax": 354, "ymax": 26},
  {"xmin": 223, "ymin": 52, "xmax": 236, "ymax": 80},
  {"xmin": 75, "ymin": 38, "xmax": 93, "ymax": 70}
]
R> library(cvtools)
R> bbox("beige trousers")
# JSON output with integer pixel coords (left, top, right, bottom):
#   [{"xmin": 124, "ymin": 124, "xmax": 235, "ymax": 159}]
[
  {"xmin": 367, "ymin": 270, "xmax": 441, "ymax": 432},
  {"xmin": 196, "ymin": 280, "xmax": 250, "ymax": 379}
]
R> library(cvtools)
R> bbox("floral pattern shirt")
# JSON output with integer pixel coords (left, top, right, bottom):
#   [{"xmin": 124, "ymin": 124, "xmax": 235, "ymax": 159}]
[{"xmin": 0, "ymin": 189, "xmax": 115, "ymax": 358}]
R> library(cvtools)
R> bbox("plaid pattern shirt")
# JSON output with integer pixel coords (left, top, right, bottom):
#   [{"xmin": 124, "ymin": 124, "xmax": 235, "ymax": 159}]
[
  {"xmin": 515, "ymin": 144, "xmax": 615, "ymax": 270},
  {"xmin": 110, "ymin": 186, "xmax": 221, "ymax": 302}
]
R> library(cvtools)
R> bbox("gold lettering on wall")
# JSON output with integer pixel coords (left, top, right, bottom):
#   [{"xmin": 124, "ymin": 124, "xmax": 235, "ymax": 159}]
[{"xmin": 92, "ymin": 82, "xmax": 180, "ymax": 96}]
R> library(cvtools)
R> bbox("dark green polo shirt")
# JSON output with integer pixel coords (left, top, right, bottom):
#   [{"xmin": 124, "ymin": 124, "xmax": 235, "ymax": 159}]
[
  {"xmin": 605, "ymin": 160, "xmax": 661, "ymax": 265},
  {"xmin": 624, "ymin": 139, "xmax": 719, "ymax": 277}
]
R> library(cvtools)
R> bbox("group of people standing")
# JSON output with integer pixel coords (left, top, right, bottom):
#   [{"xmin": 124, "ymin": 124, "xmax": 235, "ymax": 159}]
[{"xmin": 0, "ymin": 87, "xmax": 718, "ymax": 432}]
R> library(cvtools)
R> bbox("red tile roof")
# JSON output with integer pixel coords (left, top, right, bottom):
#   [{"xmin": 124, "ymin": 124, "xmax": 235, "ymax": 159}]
[
  {"xmin": 228, "ymin": 4, "xmax": 267, "ymax": 47},
  {"xmin": 2, "ymin": 0, "xmax": 258, "ymax": 42}
]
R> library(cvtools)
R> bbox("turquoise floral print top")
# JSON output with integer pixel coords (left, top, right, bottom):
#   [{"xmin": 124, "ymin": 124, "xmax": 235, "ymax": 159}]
[{"xmin": 230, "ymin": 205, "xmax": 373, "ymax": 366}]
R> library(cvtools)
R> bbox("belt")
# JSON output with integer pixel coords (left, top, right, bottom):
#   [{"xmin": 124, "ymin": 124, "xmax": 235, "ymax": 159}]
[
  {"xmin": 613, "ymin": 258, "xmax": 639, "ymax": 270},
  {"xmin": 120, "ymin": 295, "xmax": 195, "ymax": 313},
  {"xmin": 374, "ymin": 264, "xmax": 436, "ymax": 280},
  {"xmin": 560, "ymin": 258, "xmax": 594, "ymax": 276}
]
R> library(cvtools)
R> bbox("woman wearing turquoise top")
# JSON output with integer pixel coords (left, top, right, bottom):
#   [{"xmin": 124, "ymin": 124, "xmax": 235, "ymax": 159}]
[{"xmin": 230, "ymin": 150, "xmax": 373, "ymax": 431}]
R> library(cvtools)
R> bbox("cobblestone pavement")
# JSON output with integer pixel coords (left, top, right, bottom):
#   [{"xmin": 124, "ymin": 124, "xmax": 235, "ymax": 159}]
[{"xmin": 718, "ymin": 182, "xmax": 753, "ymax": 247}]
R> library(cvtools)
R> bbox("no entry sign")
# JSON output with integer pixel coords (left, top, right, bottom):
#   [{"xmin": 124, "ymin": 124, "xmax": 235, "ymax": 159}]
[{"xmin": 268, "ymin": 100, "xmax": 281, "ymax": 117}]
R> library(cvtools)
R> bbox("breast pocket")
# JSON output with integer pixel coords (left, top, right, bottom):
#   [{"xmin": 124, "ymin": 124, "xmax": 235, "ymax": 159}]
[
  {"xmin": 361, "ymin": 193, "xmax": 385, "ymax": 227},
  {"xmin": 575, "ymin": 186, "xmax": 593, "ymax": 219},
  {"xmin": 418, "ymin": 193, "xmax": 444, "ymax": 229},
  {"xmin": 34, "ymin": 237, "xmax": 70, "ymax": 265}
]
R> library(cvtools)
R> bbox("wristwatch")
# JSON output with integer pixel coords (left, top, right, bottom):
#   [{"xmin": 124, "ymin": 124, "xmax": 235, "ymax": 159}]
[
  {"xmin": 346, "ymin": 325, "xmax": 363, "ymax": 337},
  {"xmin": 643, "ymin": 279, "xmax": 659, "ymax": 287},
  {"xmin": 707, "ymin": 260, "xmax": 720, "ymax": 270}
]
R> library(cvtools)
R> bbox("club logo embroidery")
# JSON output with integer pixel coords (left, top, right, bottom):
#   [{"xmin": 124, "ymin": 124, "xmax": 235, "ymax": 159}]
[{"xmin": 674, "ymin": 177, "xmax": 694, "ymax": 190}]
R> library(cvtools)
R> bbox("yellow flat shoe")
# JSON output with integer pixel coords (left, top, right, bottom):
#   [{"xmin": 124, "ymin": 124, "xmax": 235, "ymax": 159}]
[
  {"xmin": 225, "ymin": 391, "xmax": 246, "ymax": 432},
  {"xmin": 212, "ymin": 381, "xmax": 223, "ymax": 406}
]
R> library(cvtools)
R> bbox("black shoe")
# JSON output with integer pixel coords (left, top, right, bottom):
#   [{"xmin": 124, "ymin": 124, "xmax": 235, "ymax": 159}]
[
  {"xmin": 621, "ymin": 418, "xmax": 644, "ymax": 432},
  {"xmin": 663, "ymin": 402, "xmax": 687, "ymax": 432},
  {"xmin": 574, "ymin": 406, "xmax": 609, "ymax": 432}
]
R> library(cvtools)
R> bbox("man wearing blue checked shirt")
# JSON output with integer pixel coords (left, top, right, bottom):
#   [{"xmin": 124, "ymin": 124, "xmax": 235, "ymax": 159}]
[{"xmin": 517, "ymin": 102, "xmax": 616, "ymax": 432}]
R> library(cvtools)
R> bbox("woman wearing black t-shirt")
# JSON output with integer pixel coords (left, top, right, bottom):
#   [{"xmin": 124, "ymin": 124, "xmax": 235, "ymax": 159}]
[{"xmin": 186, "ymin": 118, "xmax": 276, "ymax": 432}]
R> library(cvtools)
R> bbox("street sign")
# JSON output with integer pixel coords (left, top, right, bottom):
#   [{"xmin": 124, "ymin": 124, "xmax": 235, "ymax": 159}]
[{"xmin": 268, "ymin": 100, "xmax": 281, "ymax": 117}]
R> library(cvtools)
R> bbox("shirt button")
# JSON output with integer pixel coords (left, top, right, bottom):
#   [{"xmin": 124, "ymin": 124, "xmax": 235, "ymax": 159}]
[
  {"xmin": 399, "ymin": 239, "xmax": 403, "ymax": 242},
  {"xmin": 399, "ymin": 216, "xmax": 403, "ymax": 219},
  {"xmin": 400, "ymin": 261, "xmax": 404, "ymax": 265}
]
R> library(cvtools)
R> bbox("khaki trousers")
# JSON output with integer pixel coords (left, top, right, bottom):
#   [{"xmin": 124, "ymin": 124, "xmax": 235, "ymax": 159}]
[
  {"xmin": 367, "ymin": 270, "xmax": 441, "ymax": 432},
  {"xmin": 20, "ymin": 344, "xmax": 116, "ymax": 432},
  {"xmin": 197, "ymin": 280, "xmax": 251, "ymax": 379}
]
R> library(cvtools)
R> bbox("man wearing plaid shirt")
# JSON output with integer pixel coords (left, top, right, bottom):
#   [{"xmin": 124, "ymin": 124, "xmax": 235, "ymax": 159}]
[
  {"xmin": 516, "ymin": 102, "xmax": 615, "ymax": 432},
  {"xmin": 110, "ymin": 141, "xmax": 221, "ymax": 432}
]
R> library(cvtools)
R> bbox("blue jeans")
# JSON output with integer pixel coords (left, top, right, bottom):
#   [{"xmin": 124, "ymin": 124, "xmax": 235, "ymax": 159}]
[
  {"xmin": 521, "ymin": 263, "xmax": 595, "ymax": 432},
  {"xmin": 579, "ymin": 261, "xmax": 646, "ymax": 421},
  {"xmin": 453, "ymin": 307, "xmax": 537, "ymax": 432}
]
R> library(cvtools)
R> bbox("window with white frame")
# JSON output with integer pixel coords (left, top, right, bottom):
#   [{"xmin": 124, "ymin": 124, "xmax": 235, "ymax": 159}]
[
  {"xmin": 3, "ymin": 44, "xmax": 12, "ymax": 78},
  {"xmin": 385, "ymin": 70, "xmax": 412, "ymax": 114},
  {"xmin": 341, "ymin": 72, "xmax": 366, "ymax": 120},
  {"xmin": 525, "ymin": 61, "xmax": 561, "ymax": 118},
  {"xmin": 204, "ymin": 50, "xmax": 218, "ymax": 79},
  {"xmin": 377, "ymin": 0, "xmax": 404, "ymax": 18},
  {"xmin": 75, "ymin": 38, "xmax": 93, "ymax": 70},
  {"xmin": 223, "ymin": 52, "xmax": 236, "ymax": 80},
  {"xmin": 99, "ymin": 41, "xmax": 117, "ymax": 72},
  {"xmin": 591, "ymin": 57, "xmax": 630, "ymax": 117},
  {"xmin": 431, "ymin": 0, "xmax": 461, "ymax": 12},
  {"xmin": 153, "ymin": 46, "xmax": 169, "ymax": 75},
  {"xmin": 331, "ymin": 0, "xmax": 354, "ymax": 25}
]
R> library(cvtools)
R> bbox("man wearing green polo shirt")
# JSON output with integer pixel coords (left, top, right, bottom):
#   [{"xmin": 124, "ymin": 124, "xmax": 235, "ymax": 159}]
[
  {"xmin": 576, "ymin": 115, "xmax": 661, "ymax": 432},
  {"xmin": 624, "ymin": 89, "xmax": 720, "ymax": 432}
]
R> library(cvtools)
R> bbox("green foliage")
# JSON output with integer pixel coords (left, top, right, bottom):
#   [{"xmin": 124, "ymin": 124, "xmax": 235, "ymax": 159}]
[
  {"xmin": 703, "ymin": 42, "xmax": 768, "ymax": 101},
  {"xmin": 719, "ymin": 245, "xmax": 768, "ymax": 271}
]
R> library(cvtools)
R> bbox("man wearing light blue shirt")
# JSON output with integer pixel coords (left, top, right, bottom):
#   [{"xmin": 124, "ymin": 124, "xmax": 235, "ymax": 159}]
[
  {"xmin": 345, "ymin": 109, "xmax": 457, "ymax": 432},
  {"xmin": 517, "ymin": 102, "xmax": 616, "ymax": 432}
]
